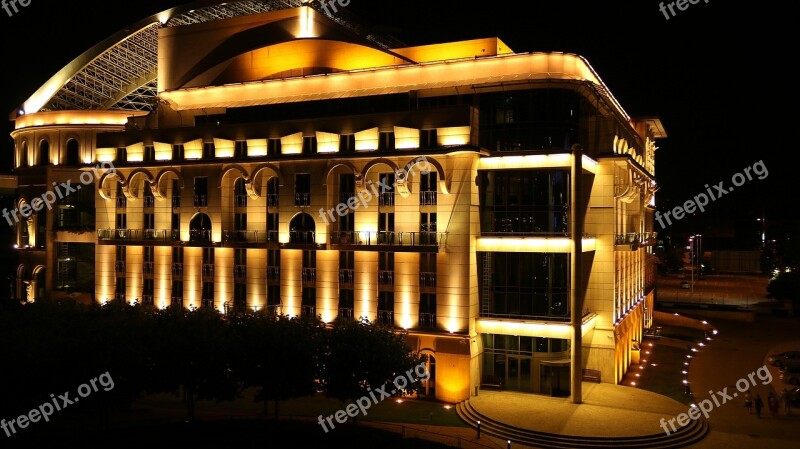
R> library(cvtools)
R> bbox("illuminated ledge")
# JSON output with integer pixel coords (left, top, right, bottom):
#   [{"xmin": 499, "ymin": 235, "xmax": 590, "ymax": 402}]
[
  {"xmin": 476, "ymin": 237, "xmax": 596, "ymax": 253},
  {"xmin": 160, "ymin": 52, "xmax": 628, "ymax": 118},
  {"xmin": 478, "ymin": 154, "xmax": 598, "ymax": 174},
  {"xmin": 477, "ymin": 313, "xmax": 597, "ymax": 339},
  {"xmin": 15, "ymin": 110, "xmax": 147, "ymax": 130}
]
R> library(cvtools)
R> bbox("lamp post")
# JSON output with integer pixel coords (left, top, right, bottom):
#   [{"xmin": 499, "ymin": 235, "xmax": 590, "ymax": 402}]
[
  {"xmin": 477, "ymin": 420, "xmax": 481, "ymax": 439},
  {"xmin": 689, "ymin": 236, "xmax": 695, "ymax": 292}
]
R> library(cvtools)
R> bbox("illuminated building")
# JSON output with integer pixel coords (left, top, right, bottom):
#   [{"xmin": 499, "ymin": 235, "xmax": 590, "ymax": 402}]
[{"xmin": 9, "ymin": 1, "xmax": 664, "ymax": 403}]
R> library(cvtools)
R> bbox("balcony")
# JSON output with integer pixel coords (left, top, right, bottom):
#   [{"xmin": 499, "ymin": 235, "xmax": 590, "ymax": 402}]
[
  {"xmin": 115, "ymin": 197, "xmax": 127, "ymax": 209},
  {"xmin": 420, "ymin": 191, "xmax": 438, "ymax": 206},
  {"xmin": 115, "ymin": 261, "xmax": 126, "ymax": 274},
  {"xmin": 377, "ymin": 310, "xmax": 394, "ymax": 327},
  {"xmin": 234, "ymin": 265, "xmax": 246, "ymax": 282},
  {"xmin": 615, "ymin": 232, "xmax": 658, "ymax": 250},
  {"xmin": 418, "ymin": 312, "xmax": 437, "ymax": 330},
  {"xmin": 379, "ymin": 193, "xmax": 394, "ymax": 207},
  {"xmin": 234, "ymin": 195, "xmax": 248, "ymax": 208},
  {"xmin": 338, "ymin": 308, "xmax": 355, "ymax": 321},
  {"xmin": 420, "ymin": 272, "xmax": 437, "ymax": 289},
  {"xmin": 302, "ymin": 268, "xmax": 316, "ymax": 286},
  {"xmin": 266, "ymin": 194, "xmax": 279, "ymax": 208},
  {"xmin": 172, "ymin": 263, "xmax": 183, "ymax": 277},
  {"xmin": 171, "ymin": 297, "xmax": 183, "ymax": 307},
  {"xmin": 143, "ymin": 262, "xmax": 154, "ymax": 275},
  {"xmin": 142, "ymin": 295, "xmax": 154, "ymax": 307},
  {"xmin": 295, "ymin": 193, "xmax": 311, "ymax": 207},
  {"xmin": 328, "ymin": 231, "xmax": 446, "ymax": 251},
  {"xmin": 194, "ymin": 195, "xmax": 208, "ymax": 208},
  {"xmin": 99, "ymin": 229, "xmax": 175, "ymax": 244},
  {"xmin": 143, "ymin": 196, "xmax": 155, "ymax": 209},
  {"xmin": 301, "ymin": 305, "xmax": 316, "ymax": 319},
  {"xmin": 115, "ymin": 293, "xmax": 126, "ymax": 303},
  {"xmin": 202, "ymin": 264, "xmax": 214, "ymax": 279},
  {"xmin": 289, "ymin": 231, "xmax": 316, "ymax": 245},
  {"xmin": 378, "ymin": 270, "xmax": 394, "ymax": 286},
  {"xmin": 267, "ymin": 267, "xmax": 280, "ymax": 283},
  {"xmin": 201, "ymin": 298, "xmax": 214, "ymax": 310},
  {"xmin": 221, "ymin": 230, "xmax": 281, "ymax": 245},
  {"xmin": 339, "ymin": 269, "xmax": 354, "ymax": 287}
]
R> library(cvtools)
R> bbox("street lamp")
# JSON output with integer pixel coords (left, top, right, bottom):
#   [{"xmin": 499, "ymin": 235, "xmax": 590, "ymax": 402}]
[
  {"xmin": 689, "ymin": 237, "xmax": 695, "ymax": 292},
  {"xmin": 477, "ymin": 420, "xmax": 481, "ymax": 439}
]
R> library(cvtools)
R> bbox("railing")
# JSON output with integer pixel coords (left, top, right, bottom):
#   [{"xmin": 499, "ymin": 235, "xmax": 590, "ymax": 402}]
[
  {"xmin": 302, "ymin": 268, "xmax": 316, "ymax": 284},
  {"xmin": 615, "ymin": 232, "xmax": 658, "ymax": 246},
  {"xmin": 420, "ymin": 272, "xmax": 437, "ymax": 288},
  {"xmin": 190, "ymin": 229, "xmax": 212, "ymax": 242},
  {"xmin": 234, "ymin": 195, "xmax": 248, "ymax": 208},
  {"xmin": 267, "ymin": 267, "xmax": 280, "ymax": 283},
  {"xmin": 339, "ymin": 192, "xmax": 356, "ymax": 206},
  {"xmin": 418, "ymin": 312, "xmax": 437, "ymax": 330},
  {"xmin": 266, "ymin": 194, "xmax": 279, "ymax": 208},
  {"xmin": 338, "ymin": 308, "xmax": 354, "ymax": 321},
  {"xmin": 115, "ymin": 261, "xmax": 126, "ymax": 274},
  {"xmin": 115, "ymin": 293, "xmax": 126, "ymax": 303},
  {"xmin": 339, "ymin": 269, "xmax": 354, "ymax": 287},
  {"xmin": 377, "ymin": 310, "xmax": 394, "ymax": 327},
  {"xmin": 289, "ymin": 231, "xmax": 316, "ymax": 244},
  {"xmin": 301, "ymin": 305, "xmax": 316, "ymax": 318},
  {"xmin": 115, "ymin": 197, "xmax": 127, "ymax": 209},
  {"xmin": 171, "ymin": 297, "xmax": 182, "ymax": 307},
  {"xmin": 329, "ymin": 231, "xmax": 446, "ymax": 247},
  {"xmin": 419, "ymin": 191, "xmax": 437, "ymax": 206},
  {"xmin": 379, "ymin": 193, "xmax": 394, "ymax": 207},
  {"xmin": 378, "ymin": 270, "xmax": 394, "ymax": 286},
  {"xmin": 142, "ymin": 295, "xmax": 154, "ymax": 307},
  {"xmin": 221, "ymin": 230, "xmax": 281, "ymax": 244},
  {"xmin": 295, "ymin": 193, "xmax": 311, "ymax": 206},
  {"xmin": 143, "ymin": 196, "xmax": 155, "ymax": 208},
  {"xmin": 143, "ymin": 262, "xmax": 154, "ymax": 275},
  {"xmin": 171, "ymin": 196, "xmax": 181, "ymax": 209},
  {"xmin": 264, "ymin": 304, "xmax": 281, "ymax": 316},
  {"xmin": 234, "ymin": 265, "xmax": 246, "ymax": 282},
  {"xmin": 99, "ymin": 229, "xmax": 175, "ymax": 242},
  {"xmin": 201, "ymin": 298, "xmax": 214, "ymax": 310},
  {"xmin": 172, "ymin": 263, "xmax": 183, "ymax": 277},
  {"xmin": 202, "ymin": 264, "xmax": 214, "ymax": 278},
  {"xmin": 194, "ymin": 195, "xmax": 207, "ymax": 207}
]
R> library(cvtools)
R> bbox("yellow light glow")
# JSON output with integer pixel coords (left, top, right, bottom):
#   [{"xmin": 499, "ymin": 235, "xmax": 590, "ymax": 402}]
[
  {"xmin": 281, "ymin": 132, "xmax": 303, "ymax": 155},
  {"xmin": 394, "ymin": 126, "xmax": 420, "ymax": 150},
  {"xmin": 14, "ymin": 110, "xmax": 146, "ymax": 130},
  {"xmin": 96, "ymin": 148, "xmax": 115, "ymax": 163},
  {"xmin": 297, "ymin": 6, "xmax": 316, "ymax": 39},
  {"xmin": 581, "ymin": 155, "xmax": 598, "ymax": 174},
  {"xmin": 126, "ymin": 143, "xmax": 144, "ymax": 163},
  {"xmin": 476, "ymin": 237, "xmax": 596, "ymax": 253},
  {"xmin": 214, "ymin": 138, "xmax": 235, "ymax": 158},
  {"xmin": 478, "ymin": 153, "xmax": 572, "ymax": 170},
  {"xmin": 316, "ymin": 131, "xmax": 339, "ymax": 154},
  {"xmin": 247, "ymin": 139, "xmax": 268, "ymax": 157},
  {"xmin": 355, "ymin": 128, "xmax": 378, "ymax": 151},
  {"xmin": 477, "ymin": 316, "xmax": 596, "ymax": 339},
  {"xmin": 184, "ymin": 139, "xmax": 203, "ymax": 160},
  {"xmin": 437, "ymin": 126, "xmax": 470, "ymax": 146},
  {"xmin": 154, "ymin": 142, "xmax": 172, "ymax": 161}
]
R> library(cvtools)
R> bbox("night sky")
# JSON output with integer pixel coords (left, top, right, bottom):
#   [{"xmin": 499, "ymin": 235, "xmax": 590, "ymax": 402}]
[{"xmin": 1, "ymin": 0, "xmax": 796, "ymax": 233}]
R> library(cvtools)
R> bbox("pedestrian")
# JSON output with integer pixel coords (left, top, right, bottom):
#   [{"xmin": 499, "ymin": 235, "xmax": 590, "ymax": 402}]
[
  {"xmin": 744, "ymin": 390, "xmax": 752, "ymax": 414},
  {"xmin": 768, "ymin": 392, "xmax": 779, "ymax": 417},
  {"xmin": 754, "ymin": 394, "xmax": 763, "ymax": 418},
  {"xmin": 781, "ymin": 389, "xmax": 792, "ymax": 414}
]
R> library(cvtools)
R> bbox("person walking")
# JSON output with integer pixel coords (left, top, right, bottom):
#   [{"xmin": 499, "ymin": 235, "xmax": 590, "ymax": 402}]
[
  {"xmin": 780, "ymin": 389, "xmax": 791, "ymax": 415},
  {"xmin": 754, "ymin": 394, "xmax": 764, "ymax": 418},
  {"xmin": 744, "ymin": 390, "xmax": 753, "ymax": 414},
  {"xmin": 768, "ymin": 392, "xmax": 779, "ymax": 418}
]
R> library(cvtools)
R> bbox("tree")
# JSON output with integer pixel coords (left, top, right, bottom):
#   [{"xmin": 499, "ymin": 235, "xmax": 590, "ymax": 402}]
[{"xmin": 767, "ymin": 271, "xmax": 800, "ymax": 316}]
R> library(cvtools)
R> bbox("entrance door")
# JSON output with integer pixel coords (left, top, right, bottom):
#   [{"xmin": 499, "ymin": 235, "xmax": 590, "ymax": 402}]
[{"xmin": 506, "ymin": 356, "xmax": 533, "ymax": 392}]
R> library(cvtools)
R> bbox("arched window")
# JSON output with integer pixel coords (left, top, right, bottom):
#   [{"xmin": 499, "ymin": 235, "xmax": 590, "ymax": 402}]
[
  {"xmin": 289, "ymin": 213, "xmax": 315, "ymax": 244},
  {"xmin": 39, "ymin": 140, "xmax": 49, "ymax": 166},
  {"xmin": 190, "ymin": 213, "xmax": 212, "ymax": 242},
  {"xmin": 65, "ymin": 139, "xmax": 80, "ymax": 165},
  {"xmin": 19, "ymin": 141, "xmax": 28, "ymax": 168}
]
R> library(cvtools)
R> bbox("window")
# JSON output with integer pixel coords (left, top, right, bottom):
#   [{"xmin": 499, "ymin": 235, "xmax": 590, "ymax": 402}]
[
  {"xmin": 234, "ymin": 178, "xmax": 247, "ymax": 208},
  {"xmin": 19, "ymin": 141, "xmax": 28, "ymax": 167},
  {"xmin": 202, "ymin": 282, "xmax": 214, "ymax": 309},
  {"xmin": 379, "ymin": 132, "xmax": 395, "ymax": 151},
  {"xmin": 172, "ymin": 144, "xmax": 184, "ymax": 161},
  {"xmin": 143, "ymin": 145, "xmax": 155, "ymax": 163},
  {"xmin": 116, "ymin": 147, "xmax": 127, "ymax": 163},
  {"xmin": 172, "ymin": 247, "xmax": 184, "ymax": 277},
  {"xmin": 420, "ymin": 253, "xmax": 437, "ymax": 288},
  {"xmin": 379, "ymin": 252, "xmax": 393, "ymax": 287},
  {"xmin": 421, "ymin": 129, "xmax": 438, "ymax": 148},
  {"xmin": 40, "ymin": 140, "xmax": 51, "ymax": 166},
  {"xmin": 143, "ymin": 246, "xmax": 155, "ymax": 276},
  {"xmin": 420, "ymin": 172, "xmax": 438, "ymax": 205},
  {"xmin": 295, "ymin": 174, "xmax": 311, "ymax": 206},
  {"xmin": 266, "ymin": 178, "xmax": 280, "ymax": 208},
  {"xmin": 301, "ymin": 288, "xmax": 316, "ymax": 318},
  {"xmin": 203, "ymin": 141, "xmax": 214, "ymax": 159},
  {"xmin": 268, "ymin": 138, "xmax": 281, "ymax": 156},
  {"xmin": 303, "ymin": 136, "xmax": 317, "ymax": 155},
  {"xmin": 339, "ymin": 251, "xmax": 354, "ymax": 288},
  {"xmin": 379, "ymin": 173, "xmax": 395, "ymax": 207},
  {"xmin": 171, "ymin": 280, "xmax": 183, "ymax": 306},
  {"xmin": 419, "ymin": 294, "xmax": 436, "ymax": 329},
  {"xmin": 378, "ymin": 291, "xmax": 394, "ymax": 326},
  {"xmin": 339, "ymin": 134, "xmax": 356, "ymax": 153},
  {"xmin": 234, "ymin": 249, "xmax": 246, "ymax": 283},
  {"xmin": 338, "ymin": 290, "xmax": 354, "ymax": 321},
  {"xmin": 378, "ymin": 212, "xmax": 394, "ymax": 244},
  {"xmin": 194, "ymin": 177, "xmax": 208, "ymax": 207},
  {"xmin": 234, "ymin": 141, "xmax": 247, "ymax": 158},
  {"xmin": 143, "ymin": 278, "xmax": 154, "ymax": 307},
  {"xmin": 172, "ymin": 179, "xmax": 182, "ymax": 209},
  {"xmin": 420, "ymin": 213, "xmax": 437, "ymax": 244}
]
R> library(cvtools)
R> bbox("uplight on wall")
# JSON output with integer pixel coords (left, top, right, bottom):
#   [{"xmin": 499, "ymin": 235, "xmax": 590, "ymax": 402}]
[
  {"xmin": 355, "ymin": 127, "xmax": 379, "ymax": 151},
  {"xmin": 316, "ymin": 131, "xmax": 340, "ymax": 153},
  {"xmin": 394, "ymin": 126, "xmax": 420, "ymax": 149},
  {"xmin": 281, "ymin": 132, "xmax": 303, "ymax": 155}
]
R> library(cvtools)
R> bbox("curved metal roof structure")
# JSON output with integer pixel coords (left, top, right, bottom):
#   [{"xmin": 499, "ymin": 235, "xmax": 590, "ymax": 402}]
[{"xmin": 14, "ymin": 0, "xmax": 404, "ymax": 118}]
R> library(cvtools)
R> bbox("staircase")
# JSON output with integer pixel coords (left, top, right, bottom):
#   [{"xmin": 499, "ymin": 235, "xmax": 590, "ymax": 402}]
[{"xmin": 456, "ymin": 399, "xmax": 709, "ymax": 449}]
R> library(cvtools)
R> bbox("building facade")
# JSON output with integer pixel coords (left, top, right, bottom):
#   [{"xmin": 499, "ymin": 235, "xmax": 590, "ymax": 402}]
[{"xmin": 9, "ymin": 2, "xmax": 663, "ymax": 403}]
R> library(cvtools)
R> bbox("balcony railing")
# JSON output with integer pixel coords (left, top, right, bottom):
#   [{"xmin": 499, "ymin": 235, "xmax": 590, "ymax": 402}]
[
  {"xmin": 190, "ymin": 229, "xmax": 212, "ymax": 242},
  {"xmin": 143, "ymin": 262, "xmax": 154, "ymax": 275},
  {"xmin": 339, "ymin": 269, "xmax": 354, "ymax": 287},
  {"xmin": 338, "ymin": 307, "xmax": 355, "ymax": 321},
  {"xmin": 289, "ymin": 231, "xmax": 316, "ymax": 244},
  {"xmin": 266, "ymin": 194, "xmax": 279, "ymax": 208},
  {"xmin": 420, "ymin": 191, "xmax": 438, "ymax": 206},
  {"xmin": 234, "ymin": 265, "xmax": 246, "ymax": 282},
  {"xmin": 234, "ymin": 195, "xmax": 248, "ymax": 208},
  {"xmin": 142, "ymin": 295, "xmax": 154, "ymax": 307},
  {"xmin": 143, "ymin": 196, "xmax": 155, "ymax": 209},
  {"xmin": 115, "ymin": 197, "xmax": 127, "ymax": 209},
  {"xmin": 194, "ymin": 195, "xmax": 208, "ymax": 207},
  {"xmin": 302, "ymin": 268, "xmax": 316, "ymax": 285},
  {"xmin": 295, "ymin": 193, "xmax": 311, "ymax": 207},
  {"xmin": 379, "ymin": 193, "xmax": 394, "ymax": 207},
  {"xmin": 377, "ymin": 310, "xmax": 394, "ymax": 327},
  {"xmin": 221, "ymin": 230, "xmax": 281, "ymax": 244},
  {"xmin": 378, "ymin": 270, "xmax": 394, "ymax": 286},
  {"xmin": 301, "ymin": 305, "xmax": 316, "ymax": 318},
  {"xmin": 267, "ymin": 267, "xmax": 280, "ymax": 283},
  {"xmin": 329, "ymin": 231, "xmax": 446, "ymax": 247},
  {"xmin": 615, "ymin": 232, "xmax": 658, "ymax": 246},
  {"xmin": 115, "ymin": 261, "xmax": 126, "ymax": 274},
  {"xmin": 201, "ymin": 298, "xmax": 214, "ymax": 310},
  {"xmin": 420, "ymin": 272, "xmax": 437, "ymax": 288},
  {"xmin": 264, "ymin": 304, "xmax": 281, "ymax": 316},
  {"xmin": 99, "ymin": 229, "xmax": 174, "ymax": 242},
  {"xmin": 171, "ymin": 297, "xmax": 182, "ymax": 307},
  {"xmin": 418, "ymin": 312, "xmax": 437, "ymax": 330},
  {"xmin": 202, "ymin": 264, "xmax": 214, "ymax": 278},
  {"xmin": 172, "ymin": 263, "xmax": 183, "ymax": 277}
]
